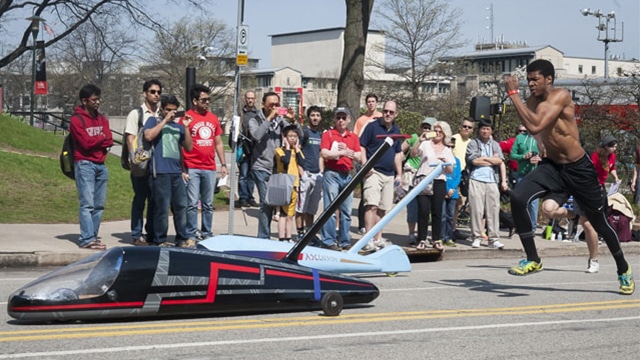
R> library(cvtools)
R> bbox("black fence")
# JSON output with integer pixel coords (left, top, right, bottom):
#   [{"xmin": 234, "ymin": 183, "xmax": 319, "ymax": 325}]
[{"xmin": 9, "ymin": 111, "xmax": 124, "ymax": 145}]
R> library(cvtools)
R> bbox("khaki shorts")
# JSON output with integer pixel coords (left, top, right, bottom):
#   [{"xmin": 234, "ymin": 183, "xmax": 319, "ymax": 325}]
[{"xmin": 363, "ymin": 170, "xmax": 394, "ymax": 211}]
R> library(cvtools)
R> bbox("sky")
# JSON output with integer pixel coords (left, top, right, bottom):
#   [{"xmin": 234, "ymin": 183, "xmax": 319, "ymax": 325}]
[
  {"xmin": 155, "ymin": 0, "xmax": 639, "ymax": 68},
  {"xmin": 2, "ymin": 0, "xmax": 638, "ymax": 69}
]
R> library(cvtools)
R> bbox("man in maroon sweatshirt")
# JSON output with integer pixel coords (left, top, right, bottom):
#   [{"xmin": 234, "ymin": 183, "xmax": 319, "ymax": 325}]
[{"xmin": 69, "ymin": 84, "xmax": 114, "ymax": 250}]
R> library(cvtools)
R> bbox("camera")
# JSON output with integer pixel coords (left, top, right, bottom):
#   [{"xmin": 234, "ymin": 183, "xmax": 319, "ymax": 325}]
[
  {"xmin": 278, "ymin": 107, "xmax": 288, "ymax": 116},
  {"xmin": 531, "ymin": 151, "xmax": 538, "ymax": 156},
  {"xmin": 175, "ymin": 111, "xmax": 185, "ymax": 117}
]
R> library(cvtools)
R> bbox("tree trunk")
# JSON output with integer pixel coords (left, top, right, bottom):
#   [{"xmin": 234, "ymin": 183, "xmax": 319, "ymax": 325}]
[{"xmin": 337, "ymin": 0, "xmax": 374, "ymax": 122}]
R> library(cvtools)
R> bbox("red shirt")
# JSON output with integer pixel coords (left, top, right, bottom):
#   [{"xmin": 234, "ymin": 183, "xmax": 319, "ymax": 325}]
[
  {"xmin": 320, "ymin": 128, "xmax": 361, "ymax": 173},
  {"xmin": 181, "ymin": 109, "xmax": 222, "ymax": 171},
  {"xmin": 500, "ymin": 137, "xmax": 518, "ymax": 171},
  {"xmin": 591, "ymin": 151, "xmax": 616, "ymax": 185}
]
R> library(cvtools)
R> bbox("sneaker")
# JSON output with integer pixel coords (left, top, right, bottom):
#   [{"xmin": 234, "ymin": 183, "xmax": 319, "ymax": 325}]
[
  {"xmin": 178, "ymin": 239, "xmax": 197, "ymax": 248},
  {"xmin": 508, "ymin": 259, "xmax": 543, "ymax": 276},
  {"xmin": 359, "ymin": 227, "xmax": 366, "ymax": 235},
  {"xmin": 362, "ymin": 242, "xmax": 378, "ymax": 252},
  {"xmin": 341, "ymin": 244, "xmax": 352, "ymax": 251},
  {"xmin": 156, "ymin": 241, "xmax": 175, "ymax": 247},
  {"xmin": 586, "ymin": 258, "xmax": 599, "ymax": 273},
  {"xmin": 488, "ymin": 240, "xmax": 504, "ymax": 249},
  {"xmin": 443, "ymin": 239, "xmax": 457, "ymax": 247},
  {"xmin": 452, "ymin": 230, "xmax": 465, "ymax": 240},
  {"xmin": 132, "ymin": 237, "xmax": 148, "ymax": 246},
  {"xmin": 248, "ymin": 199, "xmax": 259, "ymax": 207},
  {"xmin": 471, "ymin": 239, "xmax": 481, "ymax": 248},
  {"xmin": 320, "ymin": 243, "xmax": 341, "ymax": 251},
  {"xmin": 618, "ymin": 263, "xmax": 635, "ymax": 295},
  {"xmin": 373, "ymin": 238, "xmax": 391, "ymax": 248},
  {"xmin": 409, "ymin": 233, "xmax": 417, "ymax": 246}
]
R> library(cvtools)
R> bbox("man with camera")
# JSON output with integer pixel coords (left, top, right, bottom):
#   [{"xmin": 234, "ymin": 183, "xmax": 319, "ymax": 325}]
[
  {"xmin": 248, "ymin": 91, "xmax": 292, "ymax": 238},
  {"xmin": 143, "ymin": 95, "xmax": 193, "ymax": 247}
]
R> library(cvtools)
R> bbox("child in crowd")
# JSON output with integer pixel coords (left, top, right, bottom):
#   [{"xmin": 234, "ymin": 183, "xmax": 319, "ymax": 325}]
[{"xmin": 274, "ymin": 125, "xmax": 305, "ymax": 242}]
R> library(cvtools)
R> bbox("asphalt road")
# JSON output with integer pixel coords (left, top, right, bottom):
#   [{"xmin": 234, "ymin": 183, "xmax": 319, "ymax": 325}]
[{"xmin": 1, "ymin": 256, "xmax": 639, "ymax": 360}]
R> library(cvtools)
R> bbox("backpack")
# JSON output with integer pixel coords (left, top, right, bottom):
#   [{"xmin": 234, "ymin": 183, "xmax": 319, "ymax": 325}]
[
  {"xmin": 59, "ymin": 116, "xmax": 84, "ymax": 180},
  {"xmin": 120, "ymin": 106, "xmax": 151, "ymax": 177}
]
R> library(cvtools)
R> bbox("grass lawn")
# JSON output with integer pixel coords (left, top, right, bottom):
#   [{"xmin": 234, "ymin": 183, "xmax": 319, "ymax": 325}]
[{"xmin": 0, "ymin": 114, "xmax": 231, "ymax": 224}]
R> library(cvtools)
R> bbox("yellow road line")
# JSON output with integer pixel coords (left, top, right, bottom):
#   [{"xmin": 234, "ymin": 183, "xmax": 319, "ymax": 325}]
[{"xmin": 2, "ymin": 299, "xmax": 638, "ymax": 342}]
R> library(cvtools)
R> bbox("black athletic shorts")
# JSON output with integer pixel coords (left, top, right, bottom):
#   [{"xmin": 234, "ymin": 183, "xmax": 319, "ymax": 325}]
[{"xmin": 530, "ymin": 154, "xmax": 606, "ymax": 216}]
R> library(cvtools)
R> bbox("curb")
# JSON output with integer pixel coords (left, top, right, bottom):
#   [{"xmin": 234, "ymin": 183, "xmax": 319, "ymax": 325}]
[{"xmin": 2, "ymin": 243, "xmax": 639, "ymax": 268}]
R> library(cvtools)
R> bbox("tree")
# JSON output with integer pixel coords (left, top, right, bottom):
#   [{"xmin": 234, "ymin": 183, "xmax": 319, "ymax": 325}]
[
  {"xmin": 47, "ymin": 14, "xmax": 136, "ymax": 114},
  {"xmin": 374, "ymin": 0, "xmax": 464, "ymax": 107},
  {"xmin": 337, "ymin": 0, "xmax": 374, "ymax": 116},
  {"xmin": 145, "ymin": 16, "xmax": 235, "ymax": 108},
  {"xmin": 0, "ymin": 0, "xmax": 202, "ymax": 70}
]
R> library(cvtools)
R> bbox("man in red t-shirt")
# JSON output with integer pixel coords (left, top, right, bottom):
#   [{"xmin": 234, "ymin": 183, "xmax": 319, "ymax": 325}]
[
  {"xmin": 319, "ymin": 107, "xmax": 362, "ymax": 250},
  {"xmin": 181, "ymin": 84, "xmax": 228, "ymax": 245}
]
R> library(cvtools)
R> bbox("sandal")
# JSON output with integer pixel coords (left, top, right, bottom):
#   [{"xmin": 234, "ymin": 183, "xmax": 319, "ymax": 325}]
[
  {"xmin": 79, "ymin": 239, "xmax": 106, "ymax": 250},
  {"xmin": 432, "ymin": 240, "xmax": 444, "ymax": 251},
  {"xmin": 416, "ymin": 240, "xmax": 428, "ymax": 250}
]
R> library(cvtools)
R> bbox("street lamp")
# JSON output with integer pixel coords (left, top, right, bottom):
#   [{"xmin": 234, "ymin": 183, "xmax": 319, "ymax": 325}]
[
  {"xmin": 26, "ymin": 15, "xmax": 46, "ymax": 127},
  {"xmin": 580, "ymin": 8, "xmax": 623, "ymax": 79}
]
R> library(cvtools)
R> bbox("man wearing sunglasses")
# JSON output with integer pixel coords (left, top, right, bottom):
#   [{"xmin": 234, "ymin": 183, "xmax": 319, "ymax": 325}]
[
  {"xmin": 124, "ymin": 79, "xmax": 163, "ymax": 247},
  {"xmin": 248, "ymin": 91, "xmax": 292, "ymax": 239},
  {"xmin": 181, "ymin": 84, "xmax": 228, "ymax": 244},
  {"xmin": 359, "ymin": 101, "xmax": 403, "ymax": 250},
  {"xmin": 451, "ymin": 117, "xmax": 475, "ymax": 240}
]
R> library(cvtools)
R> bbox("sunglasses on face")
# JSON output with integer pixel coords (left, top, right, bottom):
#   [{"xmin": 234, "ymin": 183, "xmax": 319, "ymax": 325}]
[
  {"xmin": 147, "ymin": 89, "xmax": 161, "ymax": 95},
  {"xmin": 421, "ymin": 126, "xmax": 431, "ymax": 130},
  {"xmin": 461, "ymin": 125, "xmax": 473, "ymax": 130},
  {"xmin": 383, "ymin": 109, "xmax": 396, "ymax": 115},
  {"xmin": 335, "ymin": 116, "xmax": 348, "ymax": 120},
  {"xmin": 518, "ymin": 130, "xmax": 527, "ymax": 134},
  {"xmin": 198, "ymin": 98, "xmax": 211, "ymax": 103}
]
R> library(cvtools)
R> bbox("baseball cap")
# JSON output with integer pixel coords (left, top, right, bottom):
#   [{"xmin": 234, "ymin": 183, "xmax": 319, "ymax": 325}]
[
  {"xmin": 600, "ymin": 135, "xmax": 617, "ymax": 147},
  {"xmin": 334, "ymin": 106, "xmax": 351, "ymax": 117},
  {"xmin": 421, "ymin": 117, "xmax": 437, "ymax": 127}
]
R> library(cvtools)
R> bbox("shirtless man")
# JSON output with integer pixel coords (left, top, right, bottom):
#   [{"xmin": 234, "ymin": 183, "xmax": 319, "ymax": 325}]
[{"xmin": 503, "ymin": 59, "xmax": 634, "ymax": 295}]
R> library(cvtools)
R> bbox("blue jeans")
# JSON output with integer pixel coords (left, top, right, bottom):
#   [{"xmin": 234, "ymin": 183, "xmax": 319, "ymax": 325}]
[
  {"xmin": 151, "ymin": 173, "xmax": 189, "ymax": 244},
  {"xmin": 441, "ymin": 197, "xmax": 457, "ymax": 241},
  {"xmin": 516, "ymin": 174, "xmax": 539, "ymax": 230},
  {"xmin": 238, "ymin": 156, "xmax": 255, "ymax": 202},
  {"xmin": 130, "ymin": 174, "xmax": 154, "ymax": 240},
  {"xmin": 251, "ymin": 169, "xmax": 272, "ymax": 238},
  {"xmin": 186, "ymin": 168, "xmax": 216, "ymax": 239},
  {"xmin": 74, "ymin": 160, "xmax": 108, "ymax": 246},
  {"xmin": 321, "ymin": 170, "xmax": 353, "ymax": 248}
]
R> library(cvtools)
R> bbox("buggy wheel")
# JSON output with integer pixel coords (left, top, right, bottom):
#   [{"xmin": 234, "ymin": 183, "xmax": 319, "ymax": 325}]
[{"xmin": 320, "ymin": 291, "xmax": 343, "ymax": 316}]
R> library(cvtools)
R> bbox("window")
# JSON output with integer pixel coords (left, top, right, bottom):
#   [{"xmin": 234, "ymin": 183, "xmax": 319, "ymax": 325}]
[
  {"xmin": 578, "ymin": 65, "xmax": 583, "ymax": 74},
  {"xmin": 591, "ymin": 66, "xmax": 596, "ymax": 75}
]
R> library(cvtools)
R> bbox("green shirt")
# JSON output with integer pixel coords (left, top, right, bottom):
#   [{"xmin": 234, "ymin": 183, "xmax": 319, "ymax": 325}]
[
  {"xmin": 405, "ymin": 134, "xmax": 421, "ymax": 170},
  {"xmin": 510, "ymin": 133, "xmax": 540, "ymax": 175}
]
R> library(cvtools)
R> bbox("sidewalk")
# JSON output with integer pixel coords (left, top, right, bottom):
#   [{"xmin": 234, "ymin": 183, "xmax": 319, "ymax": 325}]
[{"xmin": 1, "ymin": 200, "xmax": 638, "ymax": 267}]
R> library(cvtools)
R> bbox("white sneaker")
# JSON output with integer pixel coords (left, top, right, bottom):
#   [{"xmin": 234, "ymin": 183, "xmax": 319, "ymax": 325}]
[
  {"xmin": 362, "ymin": 242, "xmax": 377, "ymax": 252},
  {"xmin": 471, "ymin": 239, "xmax": 481, "ymax": 248},
  {"xmin": 373, "ymin": 238, "xmax": 392, "ymax": 249},
  {"xmin": 586, "ymin": 258, "xmax": 599, "ymax": 273},
  {"xmin": 359, "ymin": 227, "xmax": 366, "ymax": 235},
  {"xmin": 488, "ymin": 240, "xmax": 505, "ymax": 249}
]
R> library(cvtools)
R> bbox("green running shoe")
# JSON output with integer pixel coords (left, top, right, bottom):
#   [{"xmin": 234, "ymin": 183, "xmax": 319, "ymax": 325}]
[
  {"xmin": 619, "ymin": 263, "xmax": 635, "ymax": 295},
  {"xmin": 508, "ymin": 259, "xmax": 543, "ymax": 276}
]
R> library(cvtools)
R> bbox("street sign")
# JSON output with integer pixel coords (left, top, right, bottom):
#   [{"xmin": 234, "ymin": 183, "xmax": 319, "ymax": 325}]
[
  {"xmin": 236, "ymin": 54, "xmax": 248, "ymax": 66},
  {"xmin": 236, "ymin": 25, "xmax": 249, "ymax": 66}
]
